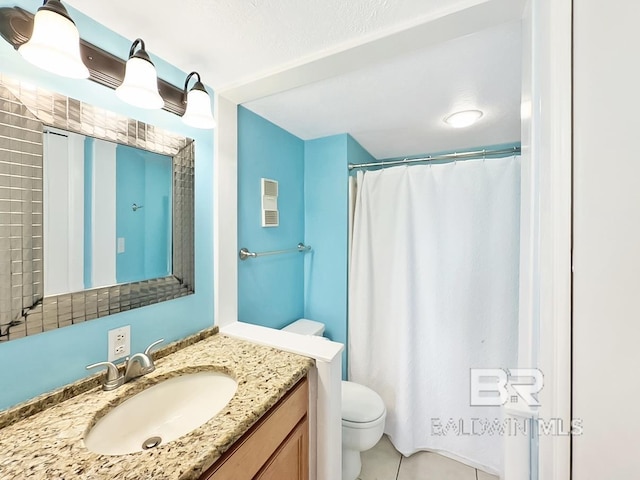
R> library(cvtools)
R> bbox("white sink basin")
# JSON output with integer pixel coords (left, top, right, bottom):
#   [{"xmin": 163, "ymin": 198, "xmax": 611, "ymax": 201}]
[{"xmin": 84, "ymin": 371, "xmax": 237, "ymax": 455}]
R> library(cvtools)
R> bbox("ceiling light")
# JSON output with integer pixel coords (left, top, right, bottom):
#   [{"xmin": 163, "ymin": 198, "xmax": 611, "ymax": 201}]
[
  {"xmin": 115, "ymin": 38, "xmax": 164, "ymax": 110},
  {"xmin": 18, "ymin": 0, "xmax": 89, "ymax": 79},
  {"xmin": 181, "ymin": 71, "xmax": 216, "ymax": 129},
  {"xmin": 443, "ymin": 109, "xmax": 484, "ymax": 128}
]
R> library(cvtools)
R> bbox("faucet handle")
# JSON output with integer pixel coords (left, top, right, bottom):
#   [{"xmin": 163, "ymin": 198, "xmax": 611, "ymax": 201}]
[
  {"xmin": 86, "ymin": 361, "xmax": 124, "ymax": 391},
  {"xmin": 144, "ymin": 338, "xmax": 164, "ymax": 356}
]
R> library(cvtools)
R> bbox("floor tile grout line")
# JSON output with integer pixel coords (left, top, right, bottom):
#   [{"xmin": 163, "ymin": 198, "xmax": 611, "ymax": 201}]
[
  {"xmin": 361, "ymin": 436, "xmax": 496, "ymax": 480},
  {"xmin": 395, "ymin": 454, "xmax": 403, "ymax": 480}
]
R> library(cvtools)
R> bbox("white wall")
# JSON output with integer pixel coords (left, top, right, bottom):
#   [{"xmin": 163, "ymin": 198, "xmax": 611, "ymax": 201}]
[
  {"xmin": 213, "ymin": 94, "xmax": 237, "ymax": 328},
  {"xmin": 43, "ymin": 132, "xmax": 117, "ymax": 293},
  {"xmin": 573, "ymin": 1, "xmax": 640, "ymax": 478},
  {"xmin": 43, "ymin": 129, "xmax": 85, "ymax": 295},
  {"xmin": 505, "ymin": 1, "xmax": 572, "ymax": 479},
  {"xmin": 91, "ymin": 140, "xmax": 117, "ymax": 288}
]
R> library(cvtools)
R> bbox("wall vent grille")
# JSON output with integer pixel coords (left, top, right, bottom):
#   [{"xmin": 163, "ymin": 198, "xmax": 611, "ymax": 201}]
[
  {"xmin": 261, "ymin": 178, "xmax": 279, "ymax": 227},
  {"xmin": 263, "ymin": 210, "xmax": 279, "ymax": 227}
]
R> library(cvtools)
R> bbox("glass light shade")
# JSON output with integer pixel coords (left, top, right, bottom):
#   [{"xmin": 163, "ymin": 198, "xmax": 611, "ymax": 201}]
[
  {"xmin": 182, "ymin": 88, "xmax": 216, "ymax": 129},
  {"xmin": 18, "ymin": 9, "xmax": 89, "ymax": 79},
  {"xmin": 115, "ymin": 56, "xmax": 164, "ymax": 109},
  {"xmin": 444, "ymin": 109, "xmax": 484, "ymax": 128}
]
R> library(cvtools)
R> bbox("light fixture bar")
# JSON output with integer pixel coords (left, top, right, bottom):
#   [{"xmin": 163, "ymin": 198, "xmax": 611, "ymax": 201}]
[{"xmin": 0, "ymin": 6, "xmax": 187, "ymax": 116}]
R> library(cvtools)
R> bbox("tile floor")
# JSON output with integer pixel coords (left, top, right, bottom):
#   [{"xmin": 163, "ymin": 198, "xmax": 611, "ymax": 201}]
[{"xmin": 358, "ymin": 435, "xmax": 500, "ymax": 480}]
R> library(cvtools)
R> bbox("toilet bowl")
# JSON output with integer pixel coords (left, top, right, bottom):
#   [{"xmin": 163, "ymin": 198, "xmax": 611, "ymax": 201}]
[
  {"xmin": 341, "ymin": 380, "xmax": 386, "ymax": 480},
  {"xmin": 282, "ymin": 319, "xmax": 387, "ymax": 480}
]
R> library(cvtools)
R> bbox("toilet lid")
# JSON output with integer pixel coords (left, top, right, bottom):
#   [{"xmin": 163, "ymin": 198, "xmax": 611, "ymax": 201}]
[{"xmin": 341, "ymin": 381, "xmax": 386, "ymax": 423}]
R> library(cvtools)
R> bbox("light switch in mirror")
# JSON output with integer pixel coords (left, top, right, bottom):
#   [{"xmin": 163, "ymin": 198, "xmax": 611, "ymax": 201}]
[{"xmin": 43, "ymin": 128, "xmax": 173, "ymax": 296}]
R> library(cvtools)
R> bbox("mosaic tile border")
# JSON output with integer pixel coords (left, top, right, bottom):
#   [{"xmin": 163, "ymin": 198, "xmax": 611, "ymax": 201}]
[{"xmin": 0, "ymin": 75, "xmax": 195, "ymax": 342}]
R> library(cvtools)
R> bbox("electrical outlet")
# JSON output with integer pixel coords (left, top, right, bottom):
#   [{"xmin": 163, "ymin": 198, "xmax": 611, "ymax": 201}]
[{"xmin": 108, "ymin": 326, "xmax": 130, "ymax": 362}]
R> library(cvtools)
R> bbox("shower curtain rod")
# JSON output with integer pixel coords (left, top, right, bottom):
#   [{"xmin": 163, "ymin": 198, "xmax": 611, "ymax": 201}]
[{"xmin": 348, "ymin": 146, "xmax": 521, "ymax": 170}]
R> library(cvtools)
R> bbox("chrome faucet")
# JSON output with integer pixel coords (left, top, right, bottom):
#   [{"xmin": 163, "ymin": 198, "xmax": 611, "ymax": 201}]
[
  {"xmin": 86, "ymin": 338, "xmax": 164, "ymax": 391},
  {"xmin": 124, "ymin": 339, "xmax": 164, "ymax": 383},
  {"xmin": 86, "ymin": 361, "xmax": 124, "ymax": 391}
]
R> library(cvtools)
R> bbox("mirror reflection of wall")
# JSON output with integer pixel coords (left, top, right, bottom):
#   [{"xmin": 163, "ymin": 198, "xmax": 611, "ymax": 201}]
[{"xmin": 43, "ymin": 128, "xmax": 172, "ymax": 296}]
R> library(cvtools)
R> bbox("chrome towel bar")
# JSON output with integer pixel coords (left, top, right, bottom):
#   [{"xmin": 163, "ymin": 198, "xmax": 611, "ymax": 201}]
[{"xmin": 239, "ymin": 243, "xmax": 312, "ymax": 261}]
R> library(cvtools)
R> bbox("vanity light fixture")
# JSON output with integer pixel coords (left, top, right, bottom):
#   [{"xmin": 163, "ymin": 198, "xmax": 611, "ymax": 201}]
[
  {"xmin": 443, "ymin": 109, "xmax": 484, "ymax": 128},
  {"xmin": 18, "ymin": 0, "xmax": 89, "ymax": 79},
  {"xmin": 0, "ymin": 7, "xmax": 212, "ymax": 120},
  {"xmin": 181, "ymin": 71, "xmax": 216, "ymax": 129},
  {"xmin": 115, "ymin": 38, "xmax": 164, "ymax": 110}
]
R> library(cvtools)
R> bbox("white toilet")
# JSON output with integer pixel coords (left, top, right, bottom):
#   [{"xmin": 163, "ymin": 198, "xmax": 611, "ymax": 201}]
[{"xmin": 282, "ymin": 319, "xmax": 387, "ymax": 480}]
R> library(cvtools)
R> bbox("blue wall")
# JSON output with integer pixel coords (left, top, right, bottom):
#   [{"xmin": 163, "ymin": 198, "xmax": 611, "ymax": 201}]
[
  {"xmin": 304, "ymin": 135, "xmax": 375, "ymax": 377},
  {"xmin": 116, "ymin": 145, "xmax": 146, "ymax": 282},
  {"xmin": 303, "ymin": 135, "xmax": 348, "ymax": 375},
  {"xmin": 0, "ymin": 0, "xmax": 215, "ymax": 410},
  {"xmin": 237, "ymin": 107, "xmax": 305, "ymax": 328},
  {"xmin": 347, "ymin": 135, "xmax": 377, "ymax": 170},
  {"xmin": 143, "ymin": 151, "xmax": 172, "ymax": 280},
  {"xmin": 237, "ymin": 108, "xmax": 375, "ymax": 379},
  {"xmin": 116, "ymin": 145, "xmax": 171, "ymax": 283}
]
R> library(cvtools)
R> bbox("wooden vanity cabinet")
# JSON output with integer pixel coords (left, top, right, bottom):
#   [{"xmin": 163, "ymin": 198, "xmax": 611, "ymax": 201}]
[{"xmin": 200, "ymin": 376, "xmax": 309, "ymax": 480}]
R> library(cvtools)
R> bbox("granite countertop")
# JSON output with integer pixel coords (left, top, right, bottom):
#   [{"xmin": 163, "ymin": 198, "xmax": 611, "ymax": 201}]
[{"xmin": 0, "ymin": 330, "xmax": 314, "ymax": 480}]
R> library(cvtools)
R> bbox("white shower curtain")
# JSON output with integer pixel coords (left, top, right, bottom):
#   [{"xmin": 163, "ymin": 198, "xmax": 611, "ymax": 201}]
[{"xmin": 349, "ymin": 156, "xmax": 520, "ymax": 474}]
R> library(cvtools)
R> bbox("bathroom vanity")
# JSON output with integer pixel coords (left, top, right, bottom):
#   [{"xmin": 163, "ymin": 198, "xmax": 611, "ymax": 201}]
[
  {"xmin": 201, "ymin": 376, "xmax": 309, "ymax": 479},
  {"xmin": 0, "ymin": 329, "xmax": 313, "ymax": 479}
]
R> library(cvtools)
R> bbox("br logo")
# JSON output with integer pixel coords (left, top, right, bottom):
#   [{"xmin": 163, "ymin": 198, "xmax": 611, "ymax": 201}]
[{"xmin": 470, "ymin": 369, "xmax": 543, "ymax": 407}]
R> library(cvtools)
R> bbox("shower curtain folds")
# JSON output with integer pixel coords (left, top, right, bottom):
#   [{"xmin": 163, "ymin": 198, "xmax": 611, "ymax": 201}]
[{"xmin": 348, "ymin": 156, "xmax": 521, "ymax": 475}]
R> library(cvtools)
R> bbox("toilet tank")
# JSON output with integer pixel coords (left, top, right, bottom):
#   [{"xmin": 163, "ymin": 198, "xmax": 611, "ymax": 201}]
[{"xmin": 282, "ymin": 318, "xmax": 325, "ymax": 336}]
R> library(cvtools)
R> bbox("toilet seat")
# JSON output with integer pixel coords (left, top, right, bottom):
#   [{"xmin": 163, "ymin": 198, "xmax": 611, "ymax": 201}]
[
  {"xmin": 342, "ymin": 412, "xmax": 386, "ymax": 430},
  {"xmin": 341, "ymin": 381, "xmax": 386, "ymax": 425}
]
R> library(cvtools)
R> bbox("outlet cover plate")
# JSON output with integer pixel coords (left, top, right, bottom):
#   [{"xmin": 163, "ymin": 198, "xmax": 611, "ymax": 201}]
[{"xmin": 108, "ymin": 325, "xmax": 130, "ymax": 362}]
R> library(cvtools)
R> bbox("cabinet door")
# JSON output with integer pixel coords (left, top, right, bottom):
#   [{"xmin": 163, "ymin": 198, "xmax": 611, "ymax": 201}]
[
  {"xmin": 255, "ymin": 417, "xmax": 309, "ymax": 480},
  {"xmin": 201, "ymin": 377, "xmax": 309, "ymax": 480}
]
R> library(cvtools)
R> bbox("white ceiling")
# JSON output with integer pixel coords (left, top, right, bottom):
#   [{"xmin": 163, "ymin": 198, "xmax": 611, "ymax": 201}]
[
  {"xmin": 66, "ymin": 0, "xmax": 524, "ymax": 159},
  {"xmin": 245, "ymin": 21, "xmax": 521, "ymax": 159}
]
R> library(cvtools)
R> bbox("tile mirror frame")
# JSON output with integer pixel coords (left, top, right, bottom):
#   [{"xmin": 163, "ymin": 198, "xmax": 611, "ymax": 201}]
[{"xmin": 0, "ymin": 74, "xmax": 195, "ymax": 342}]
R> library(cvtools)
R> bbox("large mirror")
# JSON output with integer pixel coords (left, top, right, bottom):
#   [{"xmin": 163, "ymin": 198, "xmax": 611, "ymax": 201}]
[
  {"xmin": 43, "ymin": 128, "xmax": 173, "ymax": 295},
  {"xmin": 0, "ymin": 74, "xmax": 195, "ymax": 342}
]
